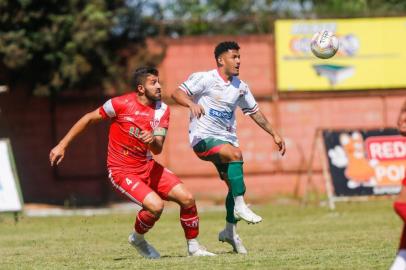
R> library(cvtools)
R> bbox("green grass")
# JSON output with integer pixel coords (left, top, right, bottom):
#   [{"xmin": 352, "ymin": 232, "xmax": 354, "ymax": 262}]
[{"xmin": 0, "ymin": 200, "xmax": 401, "ymax": 269}]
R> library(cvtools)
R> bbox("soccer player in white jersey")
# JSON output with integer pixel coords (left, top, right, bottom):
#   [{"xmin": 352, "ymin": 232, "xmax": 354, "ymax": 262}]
[{"xmin": 171, "ymin": 41, "xmax": 286, "ymax": 254}]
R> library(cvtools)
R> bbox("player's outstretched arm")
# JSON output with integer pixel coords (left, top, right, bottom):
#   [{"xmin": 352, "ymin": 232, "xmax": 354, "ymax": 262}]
[
  {"xmin": 249, "ymin": 110, "xmax": 286, "ymax": 156},
  {"xmin": 49, "ymin": 109, "xmax": 103, "ymax": 166},
  {"xmin": 171, "ymin": 89, "xmax": 205, "ymax": 118}
]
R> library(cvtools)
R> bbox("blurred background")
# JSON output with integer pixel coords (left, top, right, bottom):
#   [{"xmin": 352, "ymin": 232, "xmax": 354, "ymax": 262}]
[{"xmin": 1, "ymin": 0, "xmax": 405, "ymax": 207}]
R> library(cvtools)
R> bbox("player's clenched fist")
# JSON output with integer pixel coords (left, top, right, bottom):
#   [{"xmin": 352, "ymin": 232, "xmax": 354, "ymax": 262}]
[{"xmin": 140, "ymin": 130, "xmax": 154, "ymax": 145}]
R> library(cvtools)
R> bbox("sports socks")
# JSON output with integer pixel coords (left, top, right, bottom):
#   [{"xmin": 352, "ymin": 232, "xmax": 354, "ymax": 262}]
[
  {"xmin": 227, "ymin": 161, "xmax": 246, "ymax": 197},
  {"xmin": 187, "ymin": 238, "xmax": 200, "ymax": 253},
  {"xmin": 180, "ymin": 205, "xmax": 199, "ymax": 239},
  {"xmin": 226, "ymin": 191, "xmax": 237, "ymax": 223},
  {"xmin": 225, "ymin": 221, "xmax": 237, "ymax": 237},
  {"xmin": 224, "ymin": 161, "xmax": 246, "ymax": 224},
  {"xmin": 135, "ymin": 209, "xmax": 159, "ymax": 235}
]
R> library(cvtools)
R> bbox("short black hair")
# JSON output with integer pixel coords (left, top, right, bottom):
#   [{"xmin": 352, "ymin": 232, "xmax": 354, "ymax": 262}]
[
  {"xmin": 131, "ymin": 67, "xmax": 159, "ymax": 89},
  {"xmin": 214, "ymin": 41, "xmax": 240, "ymax": 60}
]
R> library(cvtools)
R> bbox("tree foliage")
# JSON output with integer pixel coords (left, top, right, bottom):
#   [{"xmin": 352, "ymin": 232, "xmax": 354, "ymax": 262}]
[
  {"xmin": 0, "ymin": 0, "xmax": 163, "ymax": 95},
  {"xmin": 2, "ymin": 0, "xmax": 406, "ymax": 95},
  {"xmin": 310, "ymin": 0, "xmax": 406, "ymax": 18},
  {"xmin": 163, "ymin": 0, "xmax": 276, "ymax": 35},
  {"xmin": 161, "ymin": 0, "xmax": 406, "ymax": 36}
]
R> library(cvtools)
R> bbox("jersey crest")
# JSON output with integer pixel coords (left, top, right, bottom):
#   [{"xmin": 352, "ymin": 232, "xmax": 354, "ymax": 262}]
[
  {"xmin": 151, "ymin": 101, "xmax": 168, "ymax": 129},
  {"xmin": 150, "ymin": 118, "xmax": 160, "ymax": 129}
]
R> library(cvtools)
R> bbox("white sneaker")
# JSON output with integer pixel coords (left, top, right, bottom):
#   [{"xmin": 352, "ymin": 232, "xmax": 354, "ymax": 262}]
[
  {"xmin": 188, "ymin": 245, "xmax": 216, "ymax": 257},
  {"xmin": 234, "ymin": 205, "xmax": 262, "ymax": 224},
  {"xmin": 218, "ymin": 229, "xmax": 247, "ymax": 254},
  {"xmin": 128, "ymin": 233, "xmax": 160, "ymax": 259}
]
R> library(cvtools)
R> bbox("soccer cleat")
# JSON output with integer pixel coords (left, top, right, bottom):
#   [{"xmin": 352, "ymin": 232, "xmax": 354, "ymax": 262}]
[
  {"xmin": 128, "ymin": 233, "xmax": 160, "ymax": 259},
  {"xmin": 234, "ymin": 205, "xmax": 262, "ymax": 224},
  {"xmin": 218, "ymin": 229, "xmax": 247, "ymax": 254},
  {"xmin": 188, "ymin": 245, "xmax": 216, "ymax": 257}
]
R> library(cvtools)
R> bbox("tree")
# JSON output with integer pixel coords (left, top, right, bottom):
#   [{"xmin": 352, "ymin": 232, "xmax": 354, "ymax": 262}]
[
  {"xmin": 309, "ymin": 0, "xmax": 406, "ymax": 17},
  {"xmin": 0, "ymin": 0, "xmax": 164, "ymax": 95},
  {"xmin": 161, "ymin": 0, "xmax": 406, "ymax": 36},
  {"xmin": 163, "ymin": 0, "xmax": 276, "ymax": 36}
]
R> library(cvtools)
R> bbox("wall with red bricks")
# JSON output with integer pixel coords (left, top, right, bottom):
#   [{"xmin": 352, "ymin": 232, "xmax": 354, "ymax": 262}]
[
  {"xmin": 155, "ymin": 96, "xmax": 404, "ymax": 201},
  {"xmin": 160, "ymin": 35, "xmax": 276, "ymax": 98},
  {"xmin": 0, "ymin": 89, "xmax": 112, "ymax": 205},
  {"xmin": 1, "ymin": 35, "xmax": 405, "ymax": 205}
]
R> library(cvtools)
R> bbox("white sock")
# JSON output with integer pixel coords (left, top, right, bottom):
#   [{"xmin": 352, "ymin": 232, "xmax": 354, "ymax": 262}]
[
  {"xmin": 132, "ymin": 231, "xmax": 145, "ymax": 244},
  {"xmin": 234, "ymin": 195, "xmax": 246, "ymax": 209},
  {"xmin": 390, "ymin": 249, "xmax": 406, "ymax": 270},
  {"xmin": 225, "ymin": 222, "xmax": 237, "ymax": 237},
  {"xmin": 187, "ymin": 238, "xmax": 199, "ymax": 253}
]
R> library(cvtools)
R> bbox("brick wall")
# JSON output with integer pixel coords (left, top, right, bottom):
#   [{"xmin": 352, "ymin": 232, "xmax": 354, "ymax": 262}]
[
  {"xmin": 1, "ymin": 35, "xmax": 405, "ymax": 205},
  {"xmin": 160, "ymin": 35, "xmax": 276, "ymax": 98},
  {"xmin": 0, "ymin": 88, "xmax": 113, "ymax": 205},
  {"xmin": 155, "ymin": 96, "xmax": 404, "ymax": 201}
]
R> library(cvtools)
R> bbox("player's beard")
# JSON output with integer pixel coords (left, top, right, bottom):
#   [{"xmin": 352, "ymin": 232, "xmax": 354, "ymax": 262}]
[{"xmin": 145, "ymin": 88, "xmax": 161, "ymax": 102}]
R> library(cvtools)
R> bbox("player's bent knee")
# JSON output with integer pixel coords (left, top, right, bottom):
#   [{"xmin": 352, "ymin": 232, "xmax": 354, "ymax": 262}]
[
  {"xmin": 221, "ymin": 148, "xmax": 243, "ymax": 162},
  {"xmin": 230, "ymin": 149, "xmax": 243, "ymax": 161},
  {"xmin": 144, "ymin": 199, "xmax": 164, "ymax": 218},
  {"xmin": 150, "ymin": 204, "xmax": 164, "ymax": 218},
  {"xmin": 180, "ymin": 192, "xmax": 195, "ymax": 208}
]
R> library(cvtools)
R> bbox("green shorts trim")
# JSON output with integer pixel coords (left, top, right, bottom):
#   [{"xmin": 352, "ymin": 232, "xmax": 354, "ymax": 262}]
[{"xmin": 193, "ymin": 138, "xmax": 229, "ymax": 163}]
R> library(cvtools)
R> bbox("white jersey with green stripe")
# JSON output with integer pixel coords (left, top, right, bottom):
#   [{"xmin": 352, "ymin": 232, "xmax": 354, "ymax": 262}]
[{"xmin": 179, "ymin": 69, "xmax": 259, "ymax": 147}]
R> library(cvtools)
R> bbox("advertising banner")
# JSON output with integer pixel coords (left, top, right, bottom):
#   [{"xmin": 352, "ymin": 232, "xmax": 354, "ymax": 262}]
[
  {"xmin": 275, "ymin": 17, "xmax": 406, "ymax": 91},
  {"xmin": 323, "ymin": 129, "xmax": 405, "ymax": 196},
  {"xmin": 0, "ymin": 139, "xmax": 23, "ymax": 212}
]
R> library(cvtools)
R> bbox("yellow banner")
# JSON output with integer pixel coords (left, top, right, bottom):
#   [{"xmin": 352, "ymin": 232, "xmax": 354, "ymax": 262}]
[{"xmin": 275, "ymin": 17, "xmax": 406, "ymax": 91}]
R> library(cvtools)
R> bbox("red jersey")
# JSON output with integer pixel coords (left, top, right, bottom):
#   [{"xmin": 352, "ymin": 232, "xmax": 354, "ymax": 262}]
[{"xmin": 99, "ymin": 93, "xmax": 169, "ymax": 171}]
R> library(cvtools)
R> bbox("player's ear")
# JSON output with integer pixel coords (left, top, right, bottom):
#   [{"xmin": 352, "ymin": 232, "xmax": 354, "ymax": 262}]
[
  {"xmin": 136, "ymin": 84, "xmax": 145, "ymax": 93},
  {"xmin": 217, "ymin": 56, "xmax": 224, "ymax": 66}
]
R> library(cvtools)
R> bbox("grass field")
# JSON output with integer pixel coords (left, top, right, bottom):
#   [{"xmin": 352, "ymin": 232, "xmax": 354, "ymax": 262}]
[{"xmin": 0, "ymin": 200, "xmax": 400, "ymax": 269}]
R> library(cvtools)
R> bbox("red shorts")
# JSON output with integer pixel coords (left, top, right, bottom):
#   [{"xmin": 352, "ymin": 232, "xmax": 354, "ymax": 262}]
[
  {"xmin": 403, "ymin": 176, "xmax": 406, "ymax": 186},
  {"xmin": 108, "ymin": 160, "xmax": 182, "ymax": 206}
]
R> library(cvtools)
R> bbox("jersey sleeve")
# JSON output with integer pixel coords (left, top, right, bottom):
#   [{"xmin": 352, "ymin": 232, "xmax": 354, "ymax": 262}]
[
  {"xmin": 237, "ymin": 84, "xmax": 259, "ymax": 115},
  {"xmin": 179, "ymin": 72, "xmax": 206, "ymax": 96},
  {"xmin": 98, "ymin": 96, "xmax": 125, "ymax": 119},
  {"xmin": 153, "ymin": 104, "xmax": 170, "ymax": 136},
  {"xmin": 158, "ymin": 106, "xmax": 170, "ymax": 129}
]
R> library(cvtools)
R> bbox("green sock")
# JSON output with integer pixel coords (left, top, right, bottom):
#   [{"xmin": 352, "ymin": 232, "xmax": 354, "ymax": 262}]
[
  {"xmin": 225, "ymin": 191, "xmax": 237, "ymax": 224},
  {"xmin": 227, "ymin": 161, "xmax": 246, "ymax": 197}
]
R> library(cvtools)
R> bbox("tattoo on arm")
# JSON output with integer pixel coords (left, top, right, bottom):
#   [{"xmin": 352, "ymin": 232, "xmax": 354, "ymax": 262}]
[{"xmin": 250, "ymin": 111, "xmax": 274, "ymax": 135}]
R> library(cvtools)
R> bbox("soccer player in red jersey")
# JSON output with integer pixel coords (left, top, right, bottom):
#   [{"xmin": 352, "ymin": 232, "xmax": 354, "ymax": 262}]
[
  {"xmin": 390, "ymin": 101, "xmax": 406, "ymax": 270},
  {"xmin": 49, "ymin": 67, "xmax": 215, "ymax": 259}
]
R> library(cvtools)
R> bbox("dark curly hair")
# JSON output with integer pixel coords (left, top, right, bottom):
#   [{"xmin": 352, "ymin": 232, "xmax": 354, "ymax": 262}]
[
  {"xmin": 131, "ymin": 67, "xmax": 159, "ymax": 89},
  {"xmin": 214, "ymin": 41, "xmax": 240, "ymax": 61}
]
